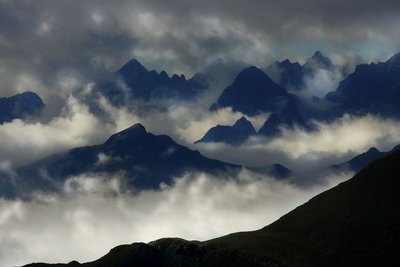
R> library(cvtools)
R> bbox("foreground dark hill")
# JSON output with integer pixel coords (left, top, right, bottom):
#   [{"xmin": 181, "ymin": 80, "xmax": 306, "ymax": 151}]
[
  {"xmin": 25, "ymin": 150, "xmax": 400, "ymax": 266},
  {"xmin": 0, "ymin": 91, "xmax": 44, "ymax": 124},
  {"xmin": 3, "ymin": 124, "xmax": 237, "ymax": 198}
]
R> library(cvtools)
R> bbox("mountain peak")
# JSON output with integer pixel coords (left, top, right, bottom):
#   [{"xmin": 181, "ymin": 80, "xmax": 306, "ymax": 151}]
[
  {"xmin": 386, "ymin": 52, "xmax": 400, "ymax": 65},
  {"xmin": 0, "ymin": 91, "xmax": 45, "ymax": 124},
  {"xmin": 104, "ymin": 123, "xmax": 147, "ymax": 145},
  {"xmin": 117, "ymin": 58, "xmax": 148, "ymax": 76},
  {"xmin": 312, "ymin": 51, "xmax": 323, "ymax": 58},
  {"xmin": 305, "ymin": 51, "xmax": 332, "ymax": 68},
  {"xmin": 233, "ymin": 116, "xmax": 256, "ymax": 134},
  {"xmin": 366, "ymin": 147, "xmax": 380, "ymax": 154},
  {"xmin": 12, "ymin": 91, "xmax": 44, "ymax": 105},
  {"xmin": 239, "ymin": 66, "xmax": 265, "ymax": 76},
  {"xmin": 233, "ymin": 116, "xmax": 251, "ymax": 126},
  {"xmin": 195, "ymin": 116, "xmax": 256, "ymax": 145}
]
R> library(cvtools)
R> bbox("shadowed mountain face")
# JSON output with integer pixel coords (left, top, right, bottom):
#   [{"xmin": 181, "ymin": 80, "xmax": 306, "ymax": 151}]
[
  {"xmin": 258, "ymin": 98, "xmax": 309, "ymax": 137},
  {"xmin": 270, "ymin": 59, "xmax": 304, "ymax": 90},
  {"xmin": 115, "ymin": 59, "xmax": 208, "ymax": 101},
  {"xmin": 266, "ymin": 51, "xmax": 335, "ymax": 91},
  {"xmin": 195, "ymin": 116, "xmax": 256, "ymax": 145},
  {"xmin": 0, "ymin": 91, "xmax": 44, "ymax": 124},
  {"xmin": 3, "ymin": 124, "xmax": 237, "ymax": 198},
  {"xmin": 210, "ymin": 66, "xmax": 292, "ymax": 116},
  {"xmin": 325, "ymin": 52, "xmax": 400, "ymax": 117},
  {"xmin": 24, "ymin": 149, "xmax": 400, "ymax": 267},
  {"xmin": 303, "ymin": 51, "xmax": 333, "ymax": 70},
  {"xmin": 250, "ymin": 164, "xmax": 294, "ymax": 180}
]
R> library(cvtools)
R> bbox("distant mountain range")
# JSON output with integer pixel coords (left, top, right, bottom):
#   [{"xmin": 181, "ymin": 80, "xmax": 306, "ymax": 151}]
[
  {"xmin": 201, "ymin": 51, "xmax": 400, "ymax": 144},
  {"xmin": 325, "ymin": 52, "xmax": 400, "ymax": 117},
  {"xmin": 24, "ymin": 142, "xmax": 400, "ymax": 266},
  {"xmin": 0, "ymin": 124, "xmax": 237, "ymax": 198},
  {"xmin": 331, "ymin": 145, "xmax": 400, "ymax": 173},
  {"xmin": 0, "ymin": 91, "xmax": 44, "ymax": 124},
  {"xmin": 266, "ymin": 51, "xmax": 338, "ymax": 91},
  {"xmin": 96, "ymin": 58, "xmax": 209, "ymax": 104}
]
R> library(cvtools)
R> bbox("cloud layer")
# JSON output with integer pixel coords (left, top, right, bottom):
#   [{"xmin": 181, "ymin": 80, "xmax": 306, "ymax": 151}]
[
  {"xmin": 0, "ymin": 170, "xmax": 350, "ymax": 266},
  {"xmin": 193, "ymin": 114, "xmax": 400, "ymax": 179}
]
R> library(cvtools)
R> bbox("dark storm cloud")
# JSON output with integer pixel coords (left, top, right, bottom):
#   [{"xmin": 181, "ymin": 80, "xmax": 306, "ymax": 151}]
[{"xmin": 1, "ymin": 0, "xmax": 400, "ymax": 101}]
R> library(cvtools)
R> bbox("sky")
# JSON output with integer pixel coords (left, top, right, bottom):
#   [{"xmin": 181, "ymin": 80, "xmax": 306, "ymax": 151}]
[
  {"xmin": 1, "ymin": 0, "xmax": 400, "ymax": 266},
  {"xmin": 1, "ymin": 0, "xmax": 400, "ymax": 100}
]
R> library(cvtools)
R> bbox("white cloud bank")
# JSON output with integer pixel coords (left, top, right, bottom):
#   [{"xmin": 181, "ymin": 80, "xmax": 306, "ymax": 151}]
[
  {"xmin": 194, "ymin": 114, "xmax": 400, "ymax": 176},
  {"xmin": 0, "ymin": 170, "xmax": 350, "ymax": 266}
]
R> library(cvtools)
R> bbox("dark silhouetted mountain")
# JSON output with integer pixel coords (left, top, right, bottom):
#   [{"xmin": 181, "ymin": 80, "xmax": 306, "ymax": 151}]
[
  {"xmin": 258, "ymin": 99, "xmax": 309, "ymax": 137},
  {"xmin": 303, "ymin": 51, "xmax": 333, "ymax": 70},
  {"xmin": 25, "ymin": 150, "xmax": 400, "ymax": 267},
  {"xmin": 268, "ymin": 59, "xmax": 304, "ymax": 90},
  {"xmin": 210, "ymin": 66, "xmax": 292, "ymax": 116},
  {"xmin": 325, "ymin": 52, "xmax": 400, "ymax": 117},
  {"xmin": 266, "ymin": 51, "xmax": 335, "ymax": 91},
  {"xmin": 279, "ymin": 98, "xmax": 307, "ymax": 127},
  {"xmin": 0, "ymin": 91, "xmax": 44, "ymax": 124},
  {"xmin": 258, "ymin": 113, "xmax": 282, "ymax": 136},
  {"xmin": 251, "ymin": 164, "xmax": 294, "ymax": 180},
  {"xmin": 115, "ymin": 58, "xmax": 208, "ymax": 101},
  {"xmin": 6, "ymin": 124, "xmax": 237, "ymax": 198},
  {"xmin": 331, "ymin": 145, "xmax": 400, "ymax": 173},
  {"xmin": 195, "ymin": 117, "xmax": 256, "ymax": 145}
]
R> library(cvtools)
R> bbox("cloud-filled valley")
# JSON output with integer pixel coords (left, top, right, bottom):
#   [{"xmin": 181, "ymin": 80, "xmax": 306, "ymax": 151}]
[{"xmin": 0, "ymin": 169, "xmax": 351, "ymax": 266}]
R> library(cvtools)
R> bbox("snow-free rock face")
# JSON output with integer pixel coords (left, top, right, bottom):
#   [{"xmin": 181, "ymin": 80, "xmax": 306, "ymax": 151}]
[
  {"xmin": 195, "ymin": 116, "xmax": 256, "ymax": 145},
  {"xmin": 210, "ymin": 66, "xmax": 291, "ymax": 116},
  {"xmin": 0, "ymin": 91, "xmax": 44, "ymax": 124}
]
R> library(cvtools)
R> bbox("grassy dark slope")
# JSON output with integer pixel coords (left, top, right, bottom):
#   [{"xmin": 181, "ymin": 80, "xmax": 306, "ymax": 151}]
[
  {"xmin": 24, "ymin": 151, "xmax": 400, "ymax": 267},
  {"xmin": 210, "ymin": 150, "xmax": 400, "ymax": 266}
]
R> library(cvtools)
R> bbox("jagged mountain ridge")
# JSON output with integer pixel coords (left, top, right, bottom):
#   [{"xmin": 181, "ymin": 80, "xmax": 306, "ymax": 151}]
[
  {"xmin": 116, "ymin": 58, "xmax": 208, "ymax": 101},
  {"xmin": 2, "ymin": 124, "xmax": 238, "ymax": 198},
  {"xmin": 325, "ymin": 52, "xmax": 400, "ymax": 117},
  {"xmin": 266, "ymin": 51, "xmax": 336, "ymax": 91}
]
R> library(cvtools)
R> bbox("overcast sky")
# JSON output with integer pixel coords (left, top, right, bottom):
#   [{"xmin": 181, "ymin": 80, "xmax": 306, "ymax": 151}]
[
  {"xmin": 1, "ymin": 0, "xmax": 400, "ymax": 99},
  {"xmin": 1, "ymin": 1, "xmax": 400, "ymax": 265}
]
